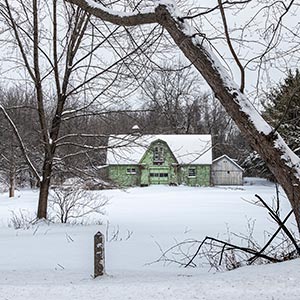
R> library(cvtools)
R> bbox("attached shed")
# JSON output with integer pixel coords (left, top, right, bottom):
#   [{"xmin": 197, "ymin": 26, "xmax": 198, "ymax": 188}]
[{"xmin": 212, "ymin": 155, "xmax": 243, "ymax": 185}]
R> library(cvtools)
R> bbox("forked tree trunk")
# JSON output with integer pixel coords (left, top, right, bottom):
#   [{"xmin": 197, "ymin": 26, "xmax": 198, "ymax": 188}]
[
  {"xmin": 2, "ymin": 0, "xmax": 92, "ymax": 220},
  {"xmin": 37, "ymin": 98, "xmax": 67, "ymax": 219}
]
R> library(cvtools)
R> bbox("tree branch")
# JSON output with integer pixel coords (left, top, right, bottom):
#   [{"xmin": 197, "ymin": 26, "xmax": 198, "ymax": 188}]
[
  {"xmin": 65, "ymin": 0, "xmax": 157, "ymax": 26},
  {"xmin": 0, "ymin": 104, "xmax": 40, "ymax": 182},
  {"xmin": 218, "ymin": 0, "xmax": 245, "ymax": 92}
]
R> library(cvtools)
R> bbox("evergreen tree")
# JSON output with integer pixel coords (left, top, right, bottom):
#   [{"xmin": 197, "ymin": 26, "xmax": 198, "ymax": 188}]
[
  {"xmin": 264, "ymin": 69, "xmax": 300, "ymax": 155},
  {"xmin": 244, "ymin": 70, "xmax": 300, "ymax": 178}
]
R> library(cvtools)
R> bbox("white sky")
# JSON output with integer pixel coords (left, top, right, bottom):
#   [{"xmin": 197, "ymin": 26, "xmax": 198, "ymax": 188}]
[{"xmin": 0, "ymin": 0, "xmax": 299, "ymax": 108}]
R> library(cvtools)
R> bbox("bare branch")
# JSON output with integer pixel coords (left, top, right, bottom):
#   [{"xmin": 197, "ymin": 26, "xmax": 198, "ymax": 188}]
[
  {"xmin": 218, "ymin": 0, "xmax": 245, "ymax": 92},
  {"xmin": 65, "ymin": 0, "xmax": 157, "ymax": 26},
  {"xmin": 0, "ymin": 104, "xmax": 40, "ymax": 181}
]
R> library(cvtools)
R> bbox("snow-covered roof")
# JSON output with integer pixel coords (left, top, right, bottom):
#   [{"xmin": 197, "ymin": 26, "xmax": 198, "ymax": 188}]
[
  {"xmin": 106, "ymin": 134, "xmax": 212, "ymax": 165},
  {"xmin": 212, "ymin": 155, "xmax": 244, "ymax": 171}
]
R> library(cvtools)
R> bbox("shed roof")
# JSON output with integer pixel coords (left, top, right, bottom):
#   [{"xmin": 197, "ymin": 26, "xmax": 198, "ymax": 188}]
[
  {"xmin": 212, "ymin": 155, "xmax": 244, "ymax": 171},
  {"xmin": 106, "ymin": 134, "xmax": 212, "ymax": 165}
]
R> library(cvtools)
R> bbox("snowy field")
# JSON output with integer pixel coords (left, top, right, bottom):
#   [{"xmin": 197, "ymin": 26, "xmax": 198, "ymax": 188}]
[{"xmin": 1, "ymin": 178, "xmax": 300, "ymax": 300}]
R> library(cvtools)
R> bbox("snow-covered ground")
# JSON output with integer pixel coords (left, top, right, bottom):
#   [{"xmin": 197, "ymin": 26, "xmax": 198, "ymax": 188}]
[{"xmin": 0, "ymin": 179, "xmax": 299, "ymax": 299}]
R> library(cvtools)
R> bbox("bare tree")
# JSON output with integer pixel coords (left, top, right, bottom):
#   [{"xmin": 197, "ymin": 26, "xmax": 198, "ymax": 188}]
[
  {"xmin": 49, "ymin": 186, "xmax": 108, "ymax": 223},
  {"xmin": 0, "ymin": 0, "xmax": 156, "ymax": 218},
  {"xmin": 0, "ymin": 88, "xmax": 40, "ymax": 196},
  {"xmin": 64, "ymin": 0, "xmax": 300, "ymax": 233},
  {"xmin": 141, "ymin": 63, "xmax": 242, "ymax": 158},
  {"xmin": 141, "ymin": 62, "xmax": 205, "ymax": 134}
]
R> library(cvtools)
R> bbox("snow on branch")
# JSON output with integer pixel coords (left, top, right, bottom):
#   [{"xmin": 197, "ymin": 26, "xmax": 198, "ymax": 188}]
[
  {"xmin": 65, "ymin": 0, "xmax": 157, "ymax": 26},
  {"xmin": 64, "ymin": 0, "xmax": 272, "ymax": 137},
  {"xmin": 65, "ymin": 0, "xmax": 300, "ymax": 181}
]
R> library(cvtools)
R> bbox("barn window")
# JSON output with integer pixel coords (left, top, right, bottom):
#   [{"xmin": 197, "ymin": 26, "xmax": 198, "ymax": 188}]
[
  {"xmin": 150, "ymin": 173, "xmax": 159, "ymax": 177},
  {"xmin": 150, "ymin": 173, "xmax": 168, "ymax": 178},
  {"xmin": 188, "ymin": 168, "xmax": 196, "ymax": 177},
  {"xmin": 126, "ymin": 168, "xmax": 136, "ymax": 174},
  {"xmin": 153, "ymin": 145, "xmax": 164, "ymax": 164},
  {"xmin": 159, "ymin": 173, "xmax": 168, "ymax": 177}
]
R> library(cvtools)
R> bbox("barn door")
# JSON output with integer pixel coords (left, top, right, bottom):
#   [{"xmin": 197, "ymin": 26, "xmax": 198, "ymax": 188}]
[{"xmin": 149, "ymin": 167, "xmax": 169, "ymax": 185}]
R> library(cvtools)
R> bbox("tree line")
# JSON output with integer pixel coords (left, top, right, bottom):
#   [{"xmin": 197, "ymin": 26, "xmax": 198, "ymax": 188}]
[{"xmin": 0, "ymin": 64, "xmax": 249, "ymax": 196}]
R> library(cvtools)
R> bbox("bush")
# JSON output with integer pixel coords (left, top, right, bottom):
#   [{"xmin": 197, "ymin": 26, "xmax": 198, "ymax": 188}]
[
  {"xmin": 9, "ymin": 209, "xmax": 36, "ymax": 229},
  {"xmin": 49, "ymin": 187, "xmax": 108, "ymax": 224}
]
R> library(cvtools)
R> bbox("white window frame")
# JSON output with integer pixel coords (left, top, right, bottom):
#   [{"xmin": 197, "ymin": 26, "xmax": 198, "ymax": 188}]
[
  {"xmin": 153, "ymin": 145, "xmax": 164, "ymax": 164},
  {"xmin": 126, "ymin": 167, "xmax": 137, "ymax": 175},
  {"xmin": 188, "ymin": 168, "xmax": 196, "ymax": 178}
]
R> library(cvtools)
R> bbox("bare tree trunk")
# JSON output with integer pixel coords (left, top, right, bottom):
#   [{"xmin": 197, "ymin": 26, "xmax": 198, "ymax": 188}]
[
  {"xmin": 154, "ymin": 6, "xmax": 300, "ymax": 231},
  {"xmin": 64, "ymin": 1, "xmax": 300, "ymax": 233},
  {"xmin": 37, "ymin": 158, "xmax": 53, "ymax": 219},
  {"xmin": 2, "ymin": 0, "xmax": 123, "ymax": 220},
  {"xmin": 38, "ymin": 182, "xmax": 49, "ymax": 219},
  {"xmin": 9, "ymin": 164, "xmax": 15, "ymax": 198}
]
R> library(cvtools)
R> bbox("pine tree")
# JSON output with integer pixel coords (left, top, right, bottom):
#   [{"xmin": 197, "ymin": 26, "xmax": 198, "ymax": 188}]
[
  {"xmin": 264, "ymin": 69, "xmax": 300, "ymax": 155},
  {"xmin": 245, "ymin": 70, "xmax": 300, "ymax": 178}
]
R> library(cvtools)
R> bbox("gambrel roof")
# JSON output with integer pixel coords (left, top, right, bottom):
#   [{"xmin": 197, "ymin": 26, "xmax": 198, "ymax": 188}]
[{"xmin": 106, "ymin": 134, "xmax": 212, "ymax": 165}]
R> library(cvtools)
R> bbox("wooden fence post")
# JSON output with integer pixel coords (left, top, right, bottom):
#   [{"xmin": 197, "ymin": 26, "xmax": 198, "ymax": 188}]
[{"xmin": 94, "ymin": 231, "xmax": 105, "ymax": 278}]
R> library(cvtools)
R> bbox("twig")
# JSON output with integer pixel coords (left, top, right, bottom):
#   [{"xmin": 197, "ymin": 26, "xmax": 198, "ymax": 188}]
[
  {"xmin": 255, "ymin": 194, "xmax": 300, "ymax": 255},
  {"xmin": 248, "ymin": 209, "xmax": 294, "ymax": 264},
  {"xmin": 185, "ymin": 235, "xmax": 280, "ymax": 268}
]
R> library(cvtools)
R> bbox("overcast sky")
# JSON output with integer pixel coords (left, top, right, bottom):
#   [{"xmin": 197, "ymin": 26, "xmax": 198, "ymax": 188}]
[{"xmin": 0, "ymin": 0, "xmax": 299, "ymax": 108}]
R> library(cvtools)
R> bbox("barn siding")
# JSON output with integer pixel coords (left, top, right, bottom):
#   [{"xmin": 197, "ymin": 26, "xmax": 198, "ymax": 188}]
[
  {"xmin": 212, "ymin": 157, "xmax": 243, "ymax": 185},
  {"xmin": 108, "ymin": 165, "xmax": 140, "ymax": 186},
  {"xmin": 108, "ymin": 139, "xmax": 212, "ymax": 187},
  {"xmin": 139, "ymin": 140, "xmax": 178, "ymax": 185},
  {"xmin": 179, "ymin": 165, "xmax": 211, "ymax": 186}
]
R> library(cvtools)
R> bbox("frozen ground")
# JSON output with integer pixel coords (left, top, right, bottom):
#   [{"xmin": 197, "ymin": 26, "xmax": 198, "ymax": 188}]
[{"xmin": 0, "ymin": 178, "xmax": 299, "ymax": 299}]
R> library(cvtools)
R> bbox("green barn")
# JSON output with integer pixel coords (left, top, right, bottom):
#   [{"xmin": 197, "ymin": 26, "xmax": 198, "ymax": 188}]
[{"xmin": 106, "ymin": 134, "xmax": 212, "ymax": 187}]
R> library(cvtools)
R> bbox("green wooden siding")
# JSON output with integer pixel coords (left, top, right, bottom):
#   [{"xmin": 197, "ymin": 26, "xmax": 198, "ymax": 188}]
[
  {"xmin": 139, "ymin": 140, "xmax": 178, "ymax": 186},
  {"xmin": 108, "ymin": 139, "xmax": 211, "ymax": 187},
  {"xmin": 179, "ymin": 165, "xmax": 211, "ymax": 186},
  {"xmin": 108, "ymin": 165, "xmax": 140, "ymax": 186}
]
